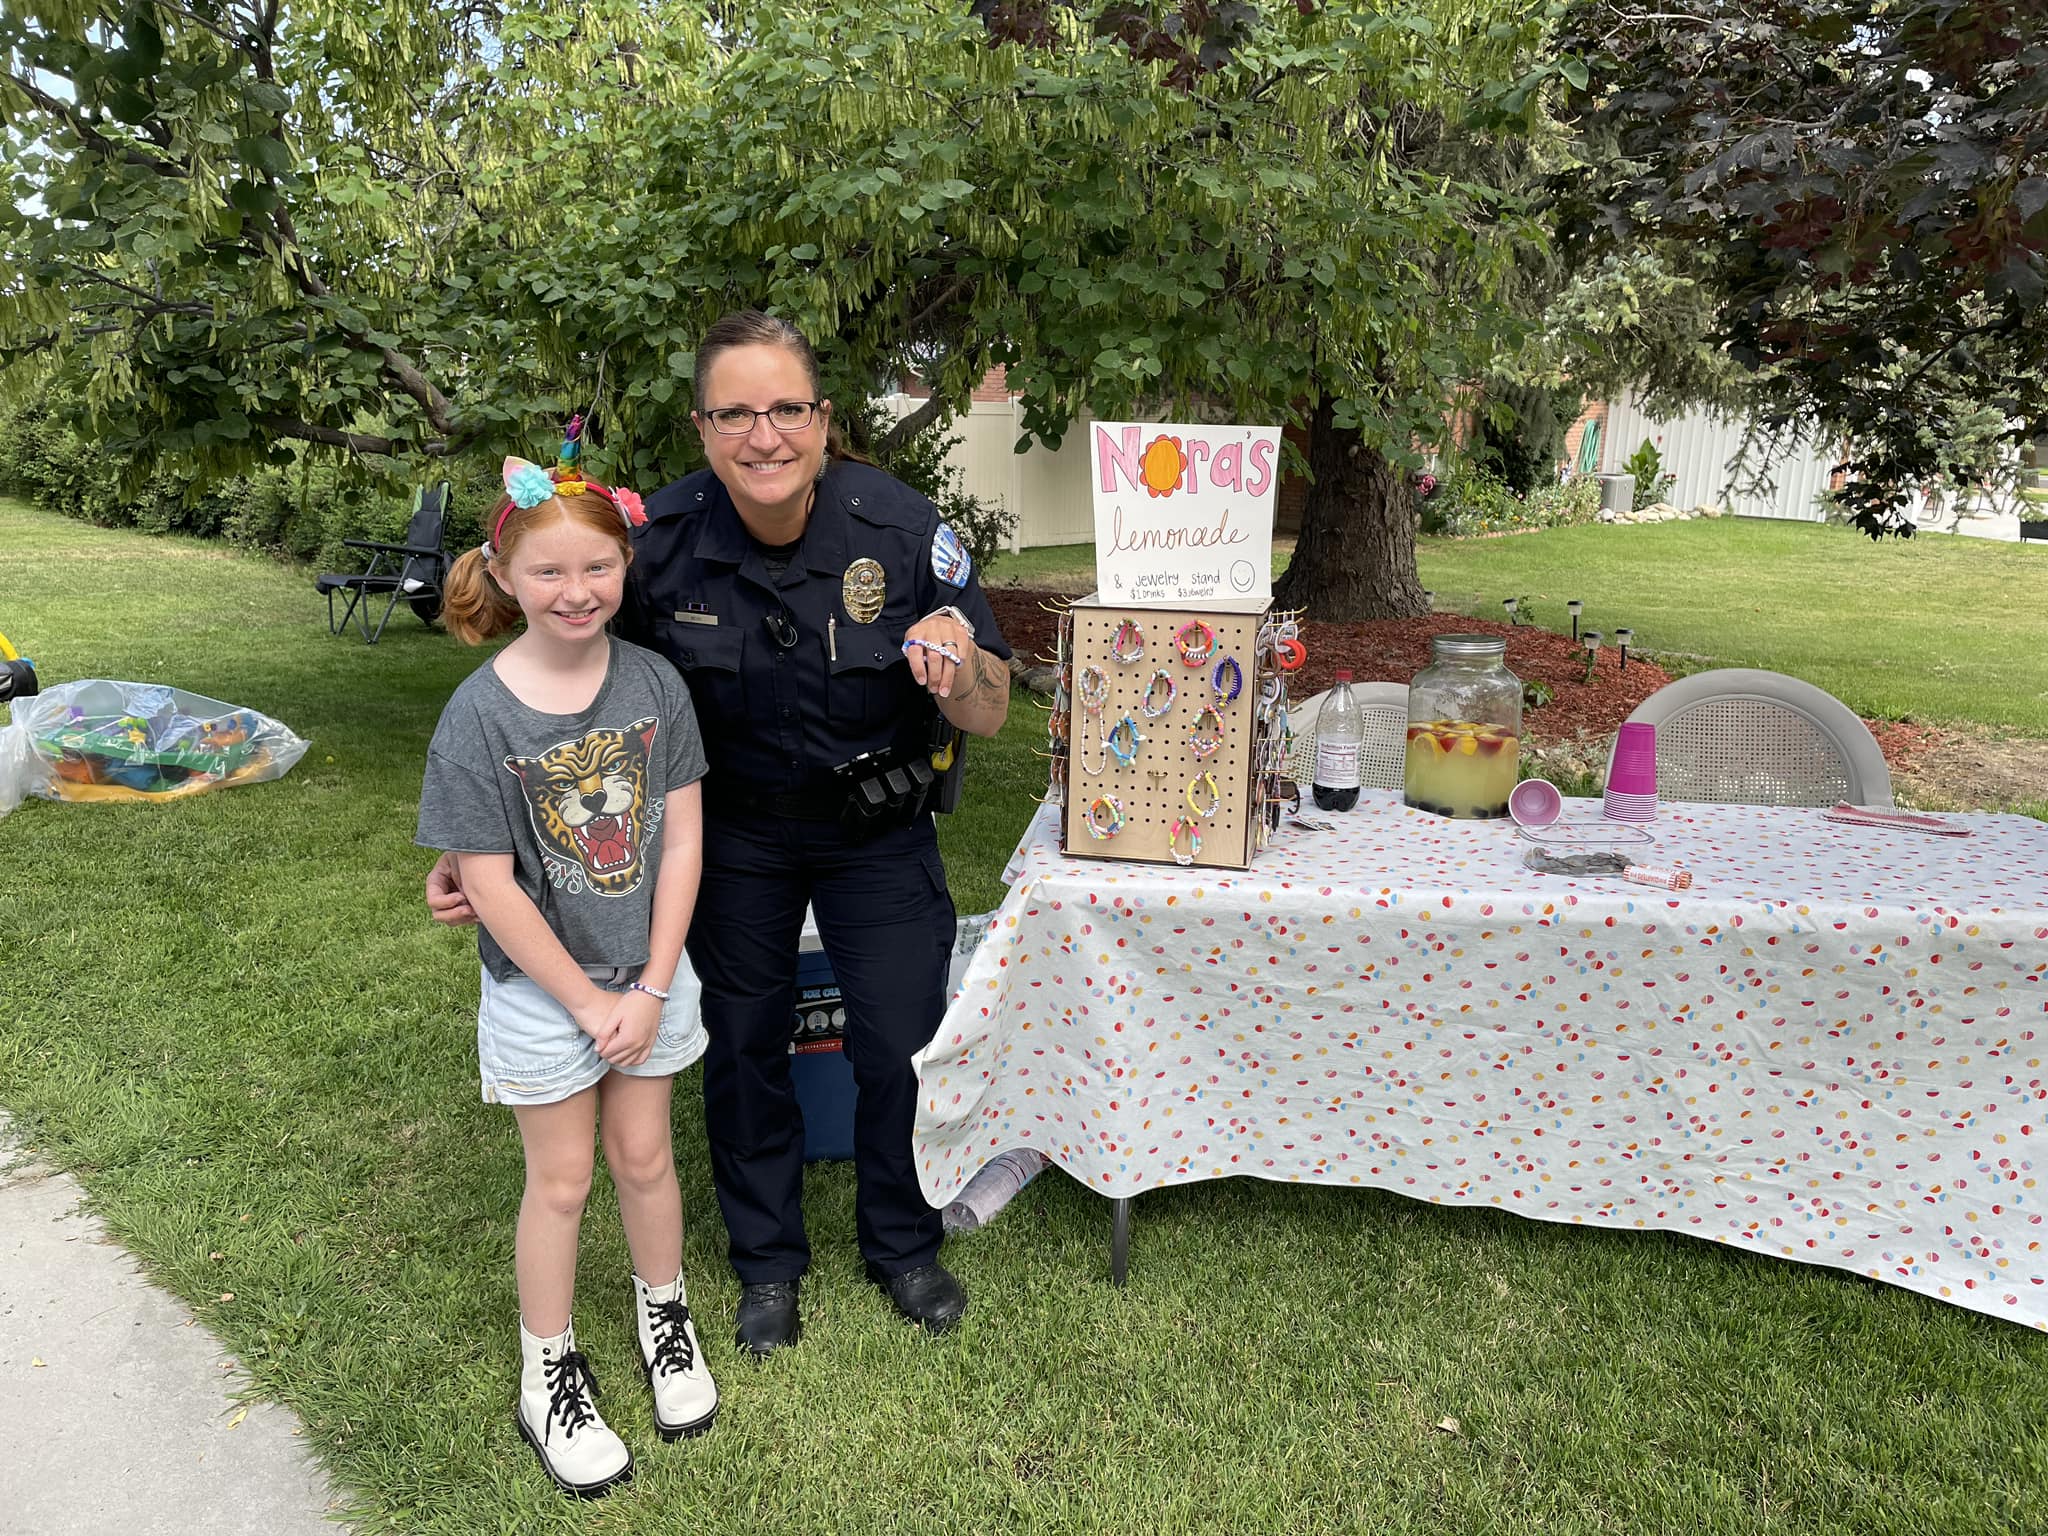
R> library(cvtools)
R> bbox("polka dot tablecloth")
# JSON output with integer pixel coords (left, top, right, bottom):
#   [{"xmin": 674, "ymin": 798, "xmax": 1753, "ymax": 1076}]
[{"xmin": 913, "ymin": 791, "xmax": 2048, "ymax": 1328}]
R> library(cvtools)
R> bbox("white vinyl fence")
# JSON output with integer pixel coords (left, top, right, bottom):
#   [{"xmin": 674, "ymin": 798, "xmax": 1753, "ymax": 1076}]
[
  {"xmin": 1601, "ymin": 387, "xmax": 1839, "ymax": 522},
  {"xmin": 878, "ymin": 394, "xmax": 1113, "ymax": 552},
  {"xmin": 890, "ymin": 385, "xmax": 1864, "ymax": 545}
]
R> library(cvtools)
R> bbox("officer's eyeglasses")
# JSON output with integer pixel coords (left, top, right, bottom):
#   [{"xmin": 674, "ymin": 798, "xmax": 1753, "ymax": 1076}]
[
  {"xmin": 764, "ymin": 610, "xmax": 799, "ymax": 649},
  {"xmin": 703, "ymin": 402, "xmax": 820, "ymax": 435}
]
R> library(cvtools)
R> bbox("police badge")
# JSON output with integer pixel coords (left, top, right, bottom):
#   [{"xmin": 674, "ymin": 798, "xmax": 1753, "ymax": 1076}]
[{"xmin": 842, "ymin": 557, "xmax": 887, "ymax": 623}]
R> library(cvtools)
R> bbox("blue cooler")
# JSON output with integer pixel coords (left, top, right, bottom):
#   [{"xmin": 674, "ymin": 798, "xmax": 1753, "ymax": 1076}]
[
  {"xmin": 787, "ymin": 910, "xmax": 993, "ymax": 1163},
  {"xmin": 789, "ymin": 939, "xmax": 855, "ymax": 1162}
]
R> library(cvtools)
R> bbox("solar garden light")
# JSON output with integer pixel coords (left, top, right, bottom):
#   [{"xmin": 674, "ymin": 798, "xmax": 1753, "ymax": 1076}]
[
  {"xmin": 1422, "ymin": 589, "xmax": 1435, "ymax": 611},
  {"xmin": 1614, "ymin": 627, "xmax": 1634, "ymax": 670},
  {"xmin": 1580, "ymin": 629, "xmax": 1602, "ymax": 682},
  {"xmin": 1501, "ymin": 596, "xmax": 1520, "ymax": 625},
  {"xmin": 1567, "ymin": 599, "xmax": 1583, "ymax": 641}
]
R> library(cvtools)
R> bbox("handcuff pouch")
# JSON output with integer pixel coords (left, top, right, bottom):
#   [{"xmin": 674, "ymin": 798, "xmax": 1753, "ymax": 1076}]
[{"xmin": 833, "ymin": 746, "xmax": 937, "ymax": 842}]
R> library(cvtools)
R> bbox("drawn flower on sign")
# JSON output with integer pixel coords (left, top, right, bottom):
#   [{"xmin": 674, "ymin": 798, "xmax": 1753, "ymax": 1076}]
[{"xmin": 1139, "ymin": 435, "xmax": 1188, "ymax": 498}]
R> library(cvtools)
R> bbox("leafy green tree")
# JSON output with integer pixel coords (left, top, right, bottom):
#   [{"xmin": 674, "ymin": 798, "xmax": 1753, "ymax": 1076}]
[
  {"xmin": 517, "ymin": 0, "xmax": 1563, "ymax": 616},
  {"xmin": 3, "ymin": 0, "xmax": 1559, "ymax": 617},
  {"xmin": 1555, "ymin": 0, "xmax": 2048, "ymax": 534},
  {"xmin": 0, "ymin": 0, "xmax": 715, "ymax": 477}
]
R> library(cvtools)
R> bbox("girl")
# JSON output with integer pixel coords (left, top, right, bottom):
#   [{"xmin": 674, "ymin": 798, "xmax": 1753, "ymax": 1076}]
[{"xmin": 415, "ymin": 450, "xmax": 716, "ymax": 1499}]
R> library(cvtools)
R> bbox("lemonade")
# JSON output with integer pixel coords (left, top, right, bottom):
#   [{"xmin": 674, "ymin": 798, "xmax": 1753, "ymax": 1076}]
[{"xmin": 1403, "ymin": 719, "xmax": 1519, "ymax": 818}]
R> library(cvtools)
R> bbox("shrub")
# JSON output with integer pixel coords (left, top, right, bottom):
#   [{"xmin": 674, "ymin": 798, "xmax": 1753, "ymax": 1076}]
[
  {"xmin": 0, "ymin": 384, "xmax": 1018, "ymax": 589},
  {"xmin": 1421, "ymin": 463, "xmax": 1526, "ymax": 537},
  {"xmin": 1423, "ymin": 465, "xmax": 1603, "ymax": 539},
  {"xmin": 1527, "ymin": 473, "xmax": 1603, "ymax": 527},
  {"xmin": 0, "ymin": 382, "xmax": 509, "ymax": 569},
  {"xmin": 1621, "ymin": 438, "xmax": 1678, "ymax": 512}
]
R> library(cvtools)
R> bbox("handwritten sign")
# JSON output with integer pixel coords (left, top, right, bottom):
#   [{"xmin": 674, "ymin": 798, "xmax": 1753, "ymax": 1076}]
[{"xmin": 1089, "ymin": 421, "xmax": 1279, "ymax": 605}]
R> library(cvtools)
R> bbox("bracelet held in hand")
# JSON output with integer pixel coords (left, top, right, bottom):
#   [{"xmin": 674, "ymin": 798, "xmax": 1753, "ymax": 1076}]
[{"xmin": 902, "ymin": 636, "xmax": 963, "ymax": 664}]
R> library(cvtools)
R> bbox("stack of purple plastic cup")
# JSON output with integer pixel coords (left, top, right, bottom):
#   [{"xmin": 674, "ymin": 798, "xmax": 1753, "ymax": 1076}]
[{"xmin": 1604, "ymin": 721, "xmax": 1657, "ymax": 822}]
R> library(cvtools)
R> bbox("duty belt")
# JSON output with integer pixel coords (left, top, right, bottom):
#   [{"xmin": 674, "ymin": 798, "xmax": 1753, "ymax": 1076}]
[
  {"xmin": 702, "ymin": 781, "xmax": 843, "ymax": 822},
  {"xmin": 702, "ymin": 739, "xmax": 939, "ymax": 841}
]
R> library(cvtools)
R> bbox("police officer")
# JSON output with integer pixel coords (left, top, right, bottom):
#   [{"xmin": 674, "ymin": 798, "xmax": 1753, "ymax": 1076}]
[{"xmin": 438, "ymin": 311, "xmax": 1011, "ymax": 1355}]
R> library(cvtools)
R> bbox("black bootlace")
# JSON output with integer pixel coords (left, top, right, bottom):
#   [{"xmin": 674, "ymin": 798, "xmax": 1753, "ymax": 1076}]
[
  {"xmin": 648, "ymin": 1298, "xmax": 697, "ymax": 1377},
  {"xmin": 544, "ymin": 1348, "xmax": 603, "ymax": 1438}
]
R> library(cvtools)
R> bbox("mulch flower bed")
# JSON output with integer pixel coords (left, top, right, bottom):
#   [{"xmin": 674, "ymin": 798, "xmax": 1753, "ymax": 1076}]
[
  {"xmin": 985, "ymin": 588, "xmax": 1669, "ymax": 743},
  {"xmin": 1862, "ymin": 718, "xmax": 1954, "ymax": 778}
]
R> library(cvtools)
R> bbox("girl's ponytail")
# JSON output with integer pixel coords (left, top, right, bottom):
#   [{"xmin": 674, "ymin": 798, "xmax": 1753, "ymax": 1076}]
[{"xmin": 440, "ymin": 546, "xmax": 522, "ymax": 645}]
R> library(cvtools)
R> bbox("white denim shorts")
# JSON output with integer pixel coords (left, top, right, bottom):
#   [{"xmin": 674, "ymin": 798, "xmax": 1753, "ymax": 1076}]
[{"xmin": 476, "ymin": 960, "xmax": 707, "ymax": 1106}]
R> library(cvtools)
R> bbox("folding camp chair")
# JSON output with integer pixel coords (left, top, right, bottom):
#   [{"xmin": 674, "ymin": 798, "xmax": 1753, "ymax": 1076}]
[{"xmin": 315, "ymin": 481, "xmax": 451, "ymax": 644}]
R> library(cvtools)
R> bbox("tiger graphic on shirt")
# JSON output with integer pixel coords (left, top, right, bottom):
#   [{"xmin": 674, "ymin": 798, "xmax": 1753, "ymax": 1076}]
[{"xmin": 503, "ymin": 717, "xmax": 663, "ymax": 897}]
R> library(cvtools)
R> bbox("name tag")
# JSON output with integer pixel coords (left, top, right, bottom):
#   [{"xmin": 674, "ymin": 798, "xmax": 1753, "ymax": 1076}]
[{"xmin": 671, "ymin": 610, "xmax": 719, "ymax": 626}]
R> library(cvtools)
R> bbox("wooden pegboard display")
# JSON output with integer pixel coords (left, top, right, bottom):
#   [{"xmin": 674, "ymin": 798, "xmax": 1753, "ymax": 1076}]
[{"xmin": 1061, "ymin": 601, "xmax": 1269, "ymax": 869}]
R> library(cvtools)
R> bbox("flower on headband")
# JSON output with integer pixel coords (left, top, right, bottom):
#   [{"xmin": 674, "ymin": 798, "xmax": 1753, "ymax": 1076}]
[
  {"xmin": 615, "ymin": 487, "xmax": 646, "ymax": 525},
  {"xmin": 502, "ymin": 457, "xmax": 555, "ymax": 509}
]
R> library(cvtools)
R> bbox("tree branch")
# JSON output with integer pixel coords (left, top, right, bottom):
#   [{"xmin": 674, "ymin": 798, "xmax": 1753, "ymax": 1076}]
[
  {"xmin": 3, "ymin": 70, "xmax": 187, "ymax": 179},
  {"xmin": 150, "ymin": 0, "xmax": 251, "ymax": 51},
  {"xmin": 250, "ymin": 413, "xmax": 462, "ymax": 457},
  {"xmin": 230, "ymin": 4, "xmax": 461, "ymax": 440},
  {"xmin": 874, "ymin": 389, "xmax": 954, "ymax": 460}
]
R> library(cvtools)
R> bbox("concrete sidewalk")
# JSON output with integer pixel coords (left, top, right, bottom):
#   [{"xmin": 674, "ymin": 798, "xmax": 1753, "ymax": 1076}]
[{"xmin": 0, "ymin": 1112, "xmax": 346, "ymax": 1536}]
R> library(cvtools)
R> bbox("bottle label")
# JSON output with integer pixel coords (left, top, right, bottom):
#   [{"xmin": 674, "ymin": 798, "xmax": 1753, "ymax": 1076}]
[{"xmin": 1314, "ymin": 740, "xmax": 1361, "ymax": 789}]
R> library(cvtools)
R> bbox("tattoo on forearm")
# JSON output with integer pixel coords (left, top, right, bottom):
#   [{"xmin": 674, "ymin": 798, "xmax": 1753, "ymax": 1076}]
[{"xmin": 962, "ymin": 647, "xmax": 1006, "ymax": 704}]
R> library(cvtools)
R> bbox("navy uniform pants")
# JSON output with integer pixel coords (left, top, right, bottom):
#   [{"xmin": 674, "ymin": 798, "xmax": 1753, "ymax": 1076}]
[{"xmin": 685, "ymin": 811, "xmax": 954, "ymax": 1284}]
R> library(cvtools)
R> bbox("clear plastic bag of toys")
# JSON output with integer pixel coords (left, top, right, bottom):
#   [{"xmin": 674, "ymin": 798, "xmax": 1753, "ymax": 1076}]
[{"xmin": 0, "ymin": 679, "xmax": 309, "ymax": 818}]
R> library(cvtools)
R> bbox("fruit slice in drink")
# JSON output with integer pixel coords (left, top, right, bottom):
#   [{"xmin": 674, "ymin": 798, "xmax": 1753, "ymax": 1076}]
[{"xmin": 1403, "ymin": 720, "xmax": 1518, "ymax": 818}]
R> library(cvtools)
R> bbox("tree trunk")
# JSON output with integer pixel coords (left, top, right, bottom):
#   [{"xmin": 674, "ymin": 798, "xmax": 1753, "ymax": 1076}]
[{"xmin": 1271, "ymin": 399, "xmax": 1427, "ymax": 620}]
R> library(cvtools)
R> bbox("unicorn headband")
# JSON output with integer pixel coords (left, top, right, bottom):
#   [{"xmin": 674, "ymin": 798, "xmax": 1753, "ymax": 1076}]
[{"xmin": 483, "ymin": 415, "xmax": 647, "ymax": 556}]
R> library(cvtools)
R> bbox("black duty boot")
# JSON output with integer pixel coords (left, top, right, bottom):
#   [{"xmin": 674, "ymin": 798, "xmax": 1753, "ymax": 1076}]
[
  {"xmin": 734, "ymin": 1279, "xmax": 801, "ymax": 1358},
  {"xmin": 873, "ymin": 1262, "xmax": 967, "ymax": 1334}
]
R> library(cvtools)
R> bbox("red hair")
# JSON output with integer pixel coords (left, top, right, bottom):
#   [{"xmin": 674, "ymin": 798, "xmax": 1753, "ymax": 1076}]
[{"xmin": 440, "ymin": 491, "xmax": 636, "ymax": 645}]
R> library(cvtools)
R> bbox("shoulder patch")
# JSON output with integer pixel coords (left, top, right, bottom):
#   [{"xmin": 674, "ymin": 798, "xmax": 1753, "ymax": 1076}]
[{"xmin": 931, "ymin": 522, "xmax": 972, "ymax": 587}]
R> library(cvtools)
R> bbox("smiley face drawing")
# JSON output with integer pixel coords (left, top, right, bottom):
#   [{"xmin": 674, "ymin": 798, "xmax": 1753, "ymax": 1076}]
[{"xmin": 1229, "ymin": 559, "xmax": 1257, "ymax": 593}]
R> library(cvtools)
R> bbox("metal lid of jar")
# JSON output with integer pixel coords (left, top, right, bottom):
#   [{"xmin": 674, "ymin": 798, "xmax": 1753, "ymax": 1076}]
[{"xmin": 1428, "ymin": 633, "xmax": 1507, "ymax": 661}]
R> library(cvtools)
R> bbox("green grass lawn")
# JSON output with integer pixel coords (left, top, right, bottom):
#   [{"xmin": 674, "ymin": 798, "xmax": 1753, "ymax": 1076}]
[
  {"xmin": 997, "ymin": 519, "xmax": 2048, "ymax": 736},
  {"xmin": 4, "ymin": 499, "xmax": 2046, "ymax": 1535}
]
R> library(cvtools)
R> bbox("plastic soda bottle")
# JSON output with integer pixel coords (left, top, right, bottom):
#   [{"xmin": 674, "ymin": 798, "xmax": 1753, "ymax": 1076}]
[{"xmin": 1311, "ymin": 670, "xmax": 1363, "ymax": 811}]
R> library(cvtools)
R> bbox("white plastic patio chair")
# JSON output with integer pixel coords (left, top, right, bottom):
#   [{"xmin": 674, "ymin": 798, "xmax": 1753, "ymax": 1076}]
[
  {"xmin": 1621, "ymin": 668, "xmax": 1892, "ymax": 808},
  {"xmin": 1285, "ymin": 681, "xmax": 1409, "ymax": 792}
]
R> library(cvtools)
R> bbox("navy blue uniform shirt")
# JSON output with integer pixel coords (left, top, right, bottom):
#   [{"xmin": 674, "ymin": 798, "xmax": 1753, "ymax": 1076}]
[{"xmin": 616, "ymin": 461, "xmax": 1011, "ymax": 797}]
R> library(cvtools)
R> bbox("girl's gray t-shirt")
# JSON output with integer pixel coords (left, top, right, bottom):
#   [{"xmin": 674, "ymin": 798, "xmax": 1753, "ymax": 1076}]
[{"xmin": 416, "ymin": 636, "xmax": 707, "ymax": 982}]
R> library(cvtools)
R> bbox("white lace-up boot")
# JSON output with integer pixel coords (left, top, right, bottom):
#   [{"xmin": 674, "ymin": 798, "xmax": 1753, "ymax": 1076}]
[
  {"xmin": 633, "ymin": 1272, "xmax": 720, "ymax": 1440},
  {"xmin": 516, "ymin": 1319, "xmax": 634, "ymax": 1498}
]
